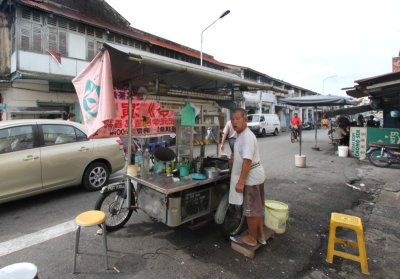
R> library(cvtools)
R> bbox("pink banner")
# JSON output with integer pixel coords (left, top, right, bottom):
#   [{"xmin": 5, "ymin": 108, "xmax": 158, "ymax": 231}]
[
  {"xmin": 93, "ymin": 89, "xmax": 175, "ymax": 138},
  {"xmin": 72, "ymin": 49, "xmax": 116, "ymax": 137}
]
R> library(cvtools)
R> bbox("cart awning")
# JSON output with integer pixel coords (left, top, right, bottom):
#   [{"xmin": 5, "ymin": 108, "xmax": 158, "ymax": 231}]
[{"xmin": 103, "ymin": 43, "xmax": 287, "ymax": 95}]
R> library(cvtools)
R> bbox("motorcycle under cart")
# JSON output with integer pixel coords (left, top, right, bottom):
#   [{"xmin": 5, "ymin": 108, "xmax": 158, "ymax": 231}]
[{"xmin": 94, "ymin": 138, "xmax": 245, "ymax": 238}]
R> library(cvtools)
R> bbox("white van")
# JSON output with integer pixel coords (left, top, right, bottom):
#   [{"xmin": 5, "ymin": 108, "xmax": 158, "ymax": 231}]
[{"xmin": 247, "ymin": 114, "xmax": 281, "ymax": 136}]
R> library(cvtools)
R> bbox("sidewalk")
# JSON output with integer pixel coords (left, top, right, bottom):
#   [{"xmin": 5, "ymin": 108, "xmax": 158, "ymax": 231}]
[{"xmin": 303, "ymin": 147, "xmax": 400, "ymax": 278}]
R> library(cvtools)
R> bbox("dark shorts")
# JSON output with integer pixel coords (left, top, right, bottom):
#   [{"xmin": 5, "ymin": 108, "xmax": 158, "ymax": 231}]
[{"xmin": 243, "ymin": 183, "xmax": 265, "ymax": 217}]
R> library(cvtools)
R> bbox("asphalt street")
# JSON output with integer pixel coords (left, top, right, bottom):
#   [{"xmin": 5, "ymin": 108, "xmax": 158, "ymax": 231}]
[{"xmin": 0, "ymin": 129, "xmax": 399, "ymax": 278}]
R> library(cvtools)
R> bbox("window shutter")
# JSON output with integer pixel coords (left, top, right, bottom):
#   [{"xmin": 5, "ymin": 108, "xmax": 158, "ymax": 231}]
[
  {"xmin": 58, "ymin": 18, "xmax": 68, "ymax": 29},
  {"xmin": 87, "ymin": 40, "xmax": 94, "ymax": 61},
  {"xmin": 21, "ymin": 8, "xmax": 31, "ymax": 20},
  {"xmin": 47, "ymin": 16, "xmax": 56, "ymax": 26},
  {"xmin": 32, "ymin": 11, "xmax": 41, "ymax": 23},
  {"xmin": 69, "ymin": 21, "xmax": 77, "ymax": 31},
  {"xmin": 59, "ymin": 30, "xmax": 67, "ymax": 56},
  {"xmin": 48, "ymin": 27, "xmax": 57, "ymax": 51},
  {"xmin": 20, "ymin": 23, "xmax": 31, "ymax": 51},
  {"xmin": 32, "ymin": 25, "xmax": 42, "ymax": 52}
]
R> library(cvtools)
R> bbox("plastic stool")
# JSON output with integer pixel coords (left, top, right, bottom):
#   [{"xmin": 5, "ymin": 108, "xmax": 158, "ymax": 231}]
[
  {"xmin": 73, "ymin": 210, "xmax": 108, "ymax": 273},
  {"xmin": 0, "ymin": 262, "xmax": 39, "ymax": 279},
  {"xmin": 326, "ymin": 212, "xmax": 369, "ymax": 275}
]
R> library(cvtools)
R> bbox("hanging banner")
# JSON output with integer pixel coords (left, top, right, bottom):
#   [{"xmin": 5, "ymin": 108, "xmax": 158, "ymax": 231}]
[
  {"xmin": 94, "ymin": 88, "xmax": 175, "ymax": 137},
  {"xmin": 72, "ymin": 49, "xmax": 116, "ymax": 137}
]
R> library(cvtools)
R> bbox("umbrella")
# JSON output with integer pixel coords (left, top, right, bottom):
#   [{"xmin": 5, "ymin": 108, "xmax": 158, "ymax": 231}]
[{"xmin": 281, "ymin": 95, "xmax": 356, "ymax": 151}]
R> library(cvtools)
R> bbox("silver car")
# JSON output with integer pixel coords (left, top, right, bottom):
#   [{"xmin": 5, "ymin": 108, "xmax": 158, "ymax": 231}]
[{"xmin": 0, "ymin": 119, "xmax": 126, "ymax": 204}]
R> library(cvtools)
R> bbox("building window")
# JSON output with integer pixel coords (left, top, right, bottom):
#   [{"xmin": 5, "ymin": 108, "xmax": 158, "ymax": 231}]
[
  {"xmin": 95, "ymin": 28, "xmax": 103, "ymax": 39},
  {"xmin": 87, "ymin": 27, "xmax": 94, "ymax": 36},
  {"xmin": 69, "ymin": 21, "xmax": 77, "ymax": 31},
  {"xmin": 115, "ymin": 34, "xmax": 121, "ymax": 44},
  {"xmin": 20, "ymin": 22, "xmax": 30, "ymax": 51},
  {"xmin": 48, "ymin": 27, "xmax": 67, "ymax": 56},
  {"xmin": 87, "ymin": 40, "xmax": 94, "ymax": 60},
  {"xmin": 19, "ymin": 21, "xmax": 42, "ymax": 53},
  {"xmin": 77, "ymin": 23, "xmax": 85, "ymax": 34},
  {"xmin": 32, "ymin": 25, "xmax": 42, "ymax": 52}
]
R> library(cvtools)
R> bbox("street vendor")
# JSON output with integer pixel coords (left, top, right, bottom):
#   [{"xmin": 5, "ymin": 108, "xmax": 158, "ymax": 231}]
[
  {"xmin": 229, "ymin": 108, "xmax": 267, "ymax": 246},
  {"xmin": 220, "ymin": 119, "xmax": 237, "ymax": 153}
]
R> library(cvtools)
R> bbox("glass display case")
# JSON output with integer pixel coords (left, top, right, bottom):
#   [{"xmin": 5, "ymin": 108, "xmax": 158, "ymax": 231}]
[{"xmin": 176, "ymin": 122, "xmax": 219, "ymax": 162}]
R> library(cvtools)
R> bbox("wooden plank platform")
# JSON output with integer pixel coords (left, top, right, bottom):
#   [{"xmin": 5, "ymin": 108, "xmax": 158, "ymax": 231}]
[{"xmin": 231, "ymin": 226, "xmax": 275, "ymax": 258}]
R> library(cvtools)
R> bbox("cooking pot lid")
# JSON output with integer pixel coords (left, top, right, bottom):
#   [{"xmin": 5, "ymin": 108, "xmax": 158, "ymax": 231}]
[{"xmin": 154, "ymin": 147, "xmax": 176, "ymax": 162}]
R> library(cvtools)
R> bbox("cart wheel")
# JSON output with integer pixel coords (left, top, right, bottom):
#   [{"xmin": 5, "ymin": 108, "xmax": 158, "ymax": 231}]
[
  {"xmin": 222, "ymin": 204, "xmax": 246, "ymax": 237},
  {"xmin": 94, "ymin": 188, "xmax": 134, "ymax": 231}
]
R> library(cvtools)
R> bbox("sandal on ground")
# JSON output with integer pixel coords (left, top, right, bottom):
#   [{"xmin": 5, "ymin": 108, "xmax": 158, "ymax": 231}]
[
  {"xmin": 230, "ymin": 235, "xmax": 257, "ymax": 247},
  {"xmin": 258, "ymin": 238, "xmax": 267, "ymax": 245}
]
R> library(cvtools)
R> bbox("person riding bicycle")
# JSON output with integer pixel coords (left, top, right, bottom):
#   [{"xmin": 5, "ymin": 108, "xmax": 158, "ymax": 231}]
[{"xmin": 290, "ymin": 113, "xmax": 302, "ymax": 139}]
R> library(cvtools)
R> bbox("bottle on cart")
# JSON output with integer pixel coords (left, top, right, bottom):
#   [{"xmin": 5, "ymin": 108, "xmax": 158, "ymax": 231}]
[
  {"xmin": 141, "ymin": 148, "xmax": 150, "ymax": 178},
  {"xmin": 135, "ymin": 149, "xmax": 142, "ymax": 173}
]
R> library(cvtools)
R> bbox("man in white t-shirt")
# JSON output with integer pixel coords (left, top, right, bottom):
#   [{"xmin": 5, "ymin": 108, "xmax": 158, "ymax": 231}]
[
  {"xmin": 229, "ymin": 108, "xmax": 266, "ymax": 247},
  {"xmin": 220, "ymin": 120, "xmax": 237, "ymax": 153}
]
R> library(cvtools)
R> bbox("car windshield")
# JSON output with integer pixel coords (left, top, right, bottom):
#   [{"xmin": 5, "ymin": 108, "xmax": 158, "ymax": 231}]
[{"xmin": 247, "ymin": 115, "xmax": 260, "ymax": 122}]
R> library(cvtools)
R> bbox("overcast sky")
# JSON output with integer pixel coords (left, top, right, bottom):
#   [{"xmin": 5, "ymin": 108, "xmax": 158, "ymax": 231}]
[{"xmin": 105, "ymin": 0, "xmax": 400, "ymax": 96}]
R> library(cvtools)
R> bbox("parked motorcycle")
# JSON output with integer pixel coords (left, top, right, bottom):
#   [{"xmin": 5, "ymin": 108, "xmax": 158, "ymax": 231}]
[
  {"xmin": 301, "ymin": 121, "xmax": 314, "ymax": 130},
  {"xmin": 367, "ymin": 142, "xmax": 400, "ymax": 167}
]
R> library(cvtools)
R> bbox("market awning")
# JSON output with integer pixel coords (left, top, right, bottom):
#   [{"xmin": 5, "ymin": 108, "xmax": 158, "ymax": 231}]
[
  {"xmin": 345, "ymin": 71, "xmax": 400, "ymax": 110},
  {"xmin": 280, "ymin": 95, "xmax": 357, "ymax": 106},
  {"xmin": 326, "ymin": 104, "xmax": 373, "ymax": 118},
  {"xmin": 103, "ymin": 43, "xmax": 288, "ymax": 98},
  {"xmin": 280, "ymin": 95, "xmax": 356, "ymax": 151}
]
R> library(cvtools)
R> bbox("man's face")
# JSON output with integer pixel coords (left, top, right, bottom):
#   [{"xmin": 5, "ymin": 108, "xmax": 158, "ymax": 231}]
[
  {"xmin": 294, "ymin": 114, "xmax": 298, "ymax": 118},
  {"xmin": 231, "ymin": 111, "xmax": 247, "ymax": 134}
]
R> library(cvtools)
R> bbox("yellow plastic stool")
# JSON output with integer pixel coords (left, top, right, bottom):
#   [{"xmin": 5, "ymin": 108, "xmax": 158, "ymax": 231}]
[
  {"xmin": 73, "ymin": 210, "xmax": 108, "ymax": 273},
  {"xmin": 326, "ymin": 212, "xmax": 369, "ymax": 275}
]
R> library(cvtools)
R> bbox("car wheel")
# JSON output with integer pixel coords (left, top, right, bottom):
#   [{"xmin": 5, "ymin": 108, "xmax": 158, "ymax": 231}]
[
  {"xmin": 83, "ymin": 162, "xmax": 110, "ymax": 191},
  {"xmin": 273, "ymin": 128, "xmax": 279, "ymax": 136},
  {"xmin": 261, "ymin": 129, "xmax": 266, "ymax": 137}
]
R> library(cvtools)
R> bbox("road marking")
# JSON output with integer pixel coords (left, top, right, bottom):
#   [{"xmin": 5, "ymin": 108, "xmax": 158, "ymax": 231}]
[{"xmin": 0, "ymin": 220, "xmax": 76, "ymax": 257}]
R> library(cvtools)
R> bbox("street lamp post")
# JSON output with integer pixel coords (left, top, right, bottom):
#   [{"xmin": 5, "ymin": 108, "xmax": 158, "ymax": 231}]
[
  {"xmin": 200, "ymin": 10, "xmax": 230, "ymax": 67},
  {"xmin": 322, "ymin": 75, "xmax": 337, "ymax": 94}
]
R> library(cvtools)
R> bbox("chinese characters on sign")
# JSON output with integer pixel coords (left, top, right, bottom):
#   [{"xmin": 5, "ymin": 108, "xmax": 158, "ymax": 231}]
[{"xmin": 94, "ymin": 89, "xmax": 175, "ymax": 138}]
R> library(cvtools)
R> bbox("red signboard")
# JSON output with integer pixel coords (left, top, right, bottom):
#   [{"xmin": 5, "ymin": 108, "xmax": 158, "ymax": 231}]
[{"xmin": 94, "ymin": 89, "xmax": 175, "ymax": 137}]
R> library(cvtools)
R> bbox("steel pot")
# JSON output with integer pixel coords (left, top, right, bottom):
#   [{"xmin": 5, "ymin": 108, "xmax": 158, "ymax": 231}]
[{"xmin": 204, "ymin": 167, "xmax": 220, "ymax": 179}]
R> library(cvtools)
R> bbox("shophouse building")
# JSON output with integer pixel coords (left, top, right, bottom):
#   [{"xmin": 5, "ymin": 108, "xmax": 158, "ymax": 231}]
[{"xmin": 0, "ymin": 0, "xmax": 318, "ymax": 128}]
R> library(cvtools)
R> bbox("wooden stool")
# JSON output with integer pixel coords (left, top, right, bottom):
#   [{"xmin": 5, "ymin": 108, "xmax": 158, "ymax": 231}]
[
  {"xmin": 73, "ymin": 210, "xmax": 108, "ymax": 273},
  {"xmin": 326, "ymin": 212, "xmax": 369, "ymax": 275}
]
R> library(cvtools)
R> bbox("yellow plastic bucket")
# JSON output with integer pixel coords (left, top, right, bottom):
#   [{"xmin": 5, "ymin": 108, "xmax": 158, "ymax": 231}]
[{"xmin": 264, "ymin": 200, "xmax": 289, "ymax": 234}]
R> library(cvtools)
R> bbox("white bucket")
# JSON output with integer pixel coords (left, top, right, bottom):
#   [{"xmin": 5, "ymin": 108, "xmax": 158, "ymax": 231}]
[
  {"xmin": 264, "ymin": 200, "xmax": 289, "ymax": 234},
  {"xmin": 338, "ymin": 146, "xmax": 349, "ymax": 157},
  {"xmin": 295, "ymin": 154, "xmax": 306, "ymax": 168}
]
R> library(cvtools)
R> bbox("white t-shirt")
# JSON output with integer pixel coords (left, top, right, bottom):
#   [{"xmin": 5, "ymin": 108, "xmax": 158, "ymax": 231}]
[
  {"xmin": 223, "ymin": 120, "xmax": 237, "ymax": 139},
  {"xmin": 229, "ymin": 127, "xmax": 266, "ymax": 205}
]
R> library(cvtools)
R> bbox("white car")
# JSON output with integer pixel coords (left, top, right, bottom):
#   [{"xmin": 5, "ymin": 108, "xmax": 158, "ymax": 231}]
[{"xmin": 0, "ymin": 119, "xmax": 126, "ymax": 204}]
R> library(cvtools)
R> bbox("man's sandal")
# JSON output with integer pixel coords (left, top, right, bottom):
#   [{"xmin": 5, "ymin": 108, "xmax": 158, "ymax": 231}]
[{"xmin": 230, "ymin": 235, "xmax": 257, "ymax": 247}]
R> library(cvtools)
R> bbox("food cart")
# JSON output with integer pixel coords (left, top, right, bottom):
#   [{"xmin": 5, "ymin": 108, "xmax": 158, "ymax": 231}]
[{"xmin": 73, "ymin": 42, "xmax": 285, "ymax": 235}]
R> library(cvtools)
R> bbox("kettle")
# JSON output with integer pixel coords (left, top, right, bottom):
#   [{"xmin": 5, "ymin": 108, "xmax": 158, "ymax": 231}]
[{"xmin": 179, "ymin": 161, "xmax": 190, "ymax": 177}]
